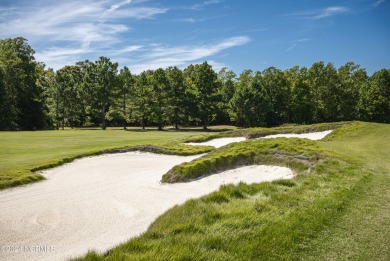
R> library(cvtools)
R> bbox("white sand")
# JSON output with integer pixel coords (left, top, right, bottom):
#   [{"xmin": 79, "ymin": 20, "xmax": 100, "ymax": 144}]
[
  {"xmin": 186, "ymin": 137, "xmax": 246, "ymax": 148},
  {"xmin": 259, "ymin": 130, "xmax": 333, "ymax": 141},
  {"xmin": 0, "ymin": 152, "xmax": 293, "ymax": 261}
]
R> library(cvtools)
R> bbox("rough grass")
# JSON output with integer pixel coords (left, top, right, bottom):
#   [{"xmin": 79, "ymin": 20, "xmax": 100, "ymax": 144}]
[
  {"xmin": 73, "ymin": 121, "xmax": 389, "ymax": 260},
  {"xmin": 298, "ymin": 122, "xmax": 390, "ymax": 260},
  {"xmin": 0, "ymin": 130, "xmax": 212, "ymax": 190}
]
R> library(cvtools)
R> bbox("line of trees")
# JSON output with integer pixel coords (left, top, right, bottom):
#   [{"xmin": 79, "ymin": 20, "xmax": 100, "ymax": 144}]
[{"xmin": 1, "ymin": 37, "xmax": 389, "ymax": 131}]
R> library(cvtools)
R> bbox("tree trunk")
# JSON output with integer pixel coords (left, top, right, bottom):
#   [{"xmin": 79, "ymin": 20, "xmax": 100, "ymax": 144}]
[
  {"xmin": 141, "ymin": 116, "xmax": 145, "ymax": 130},
  {"xmin": 102, "ymin": 104, "xmax": 106, "ymax": 130},
  {"xmin": 157, "ymin": 105, "xmax": 163, "ymax": 131},
  {"xmin": 174, "ymin": 108, "xmax": 179, "ymax": 130},
  {"xmin": 203, "ymin": 117, "xmax": 208, "ymax": 130},
  {"xmin": 55, "ymin": 97, "xmax": 59, "ymax": 130},
  {"xmin": 123, "ymin": 93, "xmax": 127, "ymax": 130}
]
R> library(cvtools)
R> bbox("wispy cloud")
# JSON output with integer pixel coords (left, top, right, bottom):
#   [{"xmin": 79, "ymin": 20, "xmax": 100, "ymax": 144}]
[
  {"xmin": 373, "ymin": 0, "xmax": 386, "ymax": 7},
  {"xmin": 172, "ymin": 17, "xmax": 205, "ymax": 23},
  {"xmin": 283, "ymin": 6, "xmax": 350, "ymax": 20},
  {"xmin": 129, "ymin": 36, "xmax": 251, "ymax": 73},
  {"xmin": 107, "ymin": 0, "xmax": 132, "ymax": 12},
  {"xmin": 244, "ymin": 28, "xmax": 269, "ymax": 33},
  {"xmin": 286, "ymin": 38, "xmax": 310, "ymax": 52},
  {"xmin": 0, "ymin": 0, "xmax": 168, "ymax": 68},
  {"xmin": 191, "ymin": 0, "xmax": 223, "ymax": 10},
  {"xmin": 172, "ymin": 14, "xmax": 227, "ymax": 24},
  {"xmin": 1, "ymin": 0, "xmax": 248, "ymax": 72},
  {"xmin": 314, "ymin": 6, "xmax": 349, "ymax": 19},
  {"xmin": 207, "ymin": 60, "xmax": 228, "ymax": 72}
]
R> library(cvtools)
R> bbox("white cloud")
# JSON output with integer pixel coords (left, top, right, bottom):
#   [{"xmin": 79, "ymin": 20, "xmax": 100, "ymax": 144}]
[
  {"xmin": 108, "ymin": 0, "xmax": 132, "ymax": 12},
  {"xmin": 206, "ymin": 60, "xmax": 228, "ymax": 72},
  {"xmin": 128, "ymin": 36, "xmax": 251, "ymax": 73},
  {"xmin": 173, "ymin": 18, "xmax": 200, "ymax": 23},
  {"xmin": 283, "ymin": 6, "xmax": 349, "ymax": 20},
  {"xmin": 104, "ymin": 7, "xmax": 168, "ymax": 20},
  {"xmin": 35, "ymin": 46, "xmax": 93, "ymax": 70},
  {"xmin": 373, "ymin": 0, "xmax": 386, "ymax": 7},
  {"xmin": 1, "ymin": 0, "xmax": 247, "ymax": 72},
  {"xmin": 191, "ymin": 0, "xmax": 223, "ymax": 10},
  {"xmin": 0, "ymin": 0, "xmax": 167, "ymax": 68},
  {"xmin": 286, "ymin": 38, "xmax": 310, "ymax": 52},
  {"xmin": 0, "ymin": 1, "xmax": 168, "ymax": 41},
  {"xmin": 314, "ymin": 6, "xmax": 349, "ymax": 19},
  {"xmin": 110, "ymin": 45, "xmax": 144, "ymax": 55}
]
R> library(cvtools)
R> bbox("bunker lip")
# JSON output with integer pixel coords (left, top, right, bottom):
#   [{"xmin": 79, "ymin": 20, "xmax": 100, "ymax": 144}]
[
  {"xmin": 258, "ymin": 130, "xmax": 333, "ymax": 141},
  {"xmin": 186, "ymin": 130, "xmax": 333, "ymax": 148},
  {"xmin": 186, "ymin": 137, "xmax": 247, "ymax": 148},
  {"xmin": 0, "ymin": 152, "xmax": 293, "ymax": 261}
]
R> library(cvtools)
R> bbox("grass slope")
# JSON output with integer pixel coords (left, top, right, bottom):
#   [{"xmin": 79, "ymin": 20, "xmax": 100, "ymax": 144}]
[
  {"xmin": 299, "ymin": 122, "xmax": 390, "ymax": 260},
  {"xmin": 0, "ymin": 130, "xmax": 211, "ymax": 190},
  {"xmin": 74, "ymin": 122, "xmax": 389, "ymax": 260}
]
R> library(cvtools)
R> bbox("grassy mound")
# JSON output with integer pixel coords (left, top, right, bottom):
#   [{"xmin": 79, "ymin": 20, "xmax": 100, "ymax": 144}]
[
  {"xmin": 162, "ymin": 138, "xmax": 322, "ymax": 183},
  {"xmin": 163, "ymin": 122, "xmax": 352, "ymax": 183}
]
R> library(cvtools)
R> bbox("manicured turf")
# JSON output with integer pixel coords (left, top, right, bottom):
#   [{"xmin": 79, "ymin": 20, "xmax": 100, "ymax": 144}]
[
  {"xmin": 73, "ymin": 122, "xmax": 390, "ymax": 260},
  {"xmin": 0, "ymin": 129, "xmax": 209, "ymax": 189}
]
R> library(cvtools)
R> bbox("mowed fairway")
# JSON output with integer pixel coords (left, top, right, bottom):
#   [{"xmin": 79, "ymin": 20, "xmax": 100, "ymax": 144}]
[{"xmin": 0, "ymin": 129, "xmax": 200, "ymax": 189}]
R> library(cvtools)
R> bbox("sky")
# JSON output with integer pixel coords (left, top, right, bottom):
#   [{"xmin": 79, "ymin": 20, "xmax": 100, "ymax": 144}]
[{"xmin": 0, "ymin": 0, "xmax": 389, "ymax": 75}]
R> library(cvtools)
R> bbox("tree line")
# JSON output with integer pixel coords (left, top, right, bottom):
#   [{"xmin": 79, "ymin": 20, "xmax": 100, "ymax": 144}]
[{"xmin": 1, "ymin": 37, "xmax": 389, "ymax": 131}]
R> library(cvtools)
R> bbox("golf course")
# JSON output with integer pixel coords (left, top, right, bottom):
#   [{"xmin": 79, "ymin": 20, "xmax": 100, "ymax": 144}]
[
  {"xmin": 1, "ymin": 0, "xmax": 389, "ymax": 259},
  {"xmin": 0, "ymin": 121, "xmax": 389, "ymax": 260}
]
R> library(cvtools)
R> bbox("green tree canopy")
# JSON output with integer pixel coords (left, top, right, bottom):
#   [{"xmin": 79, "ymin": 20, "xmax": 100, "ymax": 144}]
[{"xmin": 0, "ymin": 37, "xmax": 47, "ymax": 130}]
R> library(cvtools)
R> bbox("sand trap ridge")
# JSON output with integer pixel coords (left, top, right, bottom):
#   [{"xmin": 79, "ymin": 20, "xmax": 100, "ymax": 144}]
[
  {"xmin": 258, "ymin": 130, "xmax": 333, "ymax": 141},
  {"xmin": 186, "ymin": 137, "xmax": 246, "ymax": 148}
]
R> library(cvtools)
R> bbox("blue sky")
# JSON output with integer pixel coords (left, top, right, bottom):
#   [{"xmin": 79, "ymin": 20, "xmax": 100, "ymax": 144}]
[{"xmin": 0, "ymin": 0, "xmax": 389, "ymax": 74}]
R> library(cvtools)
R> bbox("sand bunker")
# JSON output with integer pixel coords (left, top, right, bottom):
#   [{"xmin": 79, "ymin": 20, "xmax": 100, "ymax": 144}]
[
  {"xmin": 186, "ymin": 137, "xmax": 246, "ymax": 148},
  {"xmin": 186, "ymin": 130, "xmax": 332, "ymax": 148},
  {"xmin": 0, "ymin": 152, "xmax": 293, "ymax": 261},
  {"xmin": 259, "ymin": 130, "xmax": 333, "ymax": 141}
]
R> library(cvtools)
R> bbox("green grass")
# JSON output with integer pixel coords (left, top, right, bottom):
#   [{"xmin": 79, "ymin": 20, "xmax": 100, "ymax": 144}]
[
  {"xmin": 73, "ymin": 121, "xmax": 390, "ymax": 260},
  {"xmin": 0, "ymin": 129, "xmax": 212, "ymax": 190},
  {"xmin": 298, "ymin": 122, "xmax": 390, "ymax": 260}
]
